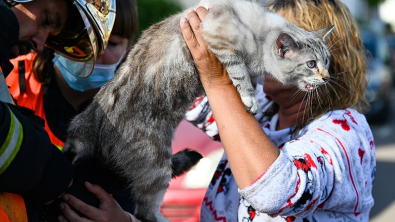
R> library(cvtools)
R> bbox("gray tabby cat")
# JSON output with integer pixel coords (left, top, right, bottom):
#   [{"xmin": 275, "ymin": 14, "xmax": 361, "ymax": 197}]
[{"xmin": 63, "ymin": 0, "xmax": 334, "ymax": 221}]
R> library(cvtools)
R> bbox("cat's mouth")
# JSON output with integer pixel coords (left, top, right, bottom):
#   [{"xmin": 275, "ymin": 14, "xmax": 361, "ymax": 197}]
[{"xmin": 303, "ymin": 81, "xmax": 318, "ymax": 91}]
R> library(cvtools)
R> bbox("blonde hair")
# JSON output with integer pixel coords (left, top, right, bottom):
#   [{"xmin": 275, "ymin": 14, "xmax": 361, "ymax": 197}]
[{"xmin": 269, "ymin": 0, "xmax": 369, "ymax": 131}]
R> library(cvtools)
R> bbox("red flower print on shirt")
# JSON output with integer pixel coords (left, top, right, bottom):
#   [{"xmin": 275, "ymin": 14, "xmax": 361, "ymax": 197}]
[
  {"xmin": 370, "ymin": 140, "xmax": 375, "ymax": 150},
  {"xmin": 333, "ymin": 119, "xmax": 350, "ymax": 131},
  {"xmin": 286, "ymin": 216, "xmax": 296, "ymax": 222},
  {"xmin": 358, "ymin": 148, "xmax": 365, "ymax": 164},
  {"xmin": 345, "ymin": 109, "xmax": 358, "ymax": 125},
  {"xmin": 188, "ymin": 95, "xmax": 203, "ymax": 110}
]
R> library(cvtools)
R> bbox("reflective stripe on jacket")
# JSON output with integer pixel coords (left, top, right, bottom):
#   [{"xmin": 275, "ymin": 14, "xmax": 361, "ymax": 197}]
[
  {"xmin": 0, "ymin": 68, "xmax": 27, "ymax": 222},
  {"xmin": 0, "ymin": 107, "xmax": 23, "ymax": 174}
]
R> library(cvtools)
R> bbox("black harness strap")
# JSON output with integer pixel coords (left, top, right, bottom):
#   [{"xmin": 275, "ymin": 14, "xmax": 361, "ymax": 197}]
[{"xmin": 18, "ymin": 60, "xmax": 26, "ymax": 94}]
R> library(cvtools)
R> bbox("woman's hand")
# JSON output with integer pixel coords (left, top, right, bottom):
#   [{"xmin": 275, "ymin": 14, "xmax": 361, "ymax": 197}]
[
  {"xmin": 180, "ymin": 7, "xmax": 231, "ymax": 88},
  {"xmin": 58, "ymin": 182, "xmax": 139, "ymax": 222}
]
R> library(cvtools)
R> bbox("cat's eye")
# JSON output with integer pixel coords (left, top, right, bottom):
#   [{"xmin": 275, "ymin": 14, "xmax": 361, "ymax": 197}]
[
  {"xmin": 306, "ymin": 60, "xmax": 317, "ymax": 68},
  {"xmin": 326, "ymin": 58, "xmax": 330, "ymax": 67}
]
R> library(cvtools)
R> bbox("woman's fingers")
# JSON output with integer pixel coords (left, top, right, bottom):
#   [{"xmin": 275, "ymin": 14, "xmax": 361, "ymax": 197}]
[
  {"xmin": 58, "ymin": 201, "xmax": 91, "ymax": 222},
  {"xmin": 180, "ymin": 7, "xmax": 209, "ymax": 57},
  {"xmin": 60, "ymin": 193, "xmax": 102, "ymax": 221},
  {"xmin": 83, "ymin": 181, "xmax": 114, "ymax": 208},
  {"xmin": 180, "ymin": 14, "xmax": 199, "ymax": 51},
  {"xmin": 179, "ymin": 6, "xmax": 229, "ymax": 86},
  {"xmin": 188, "ymin": 6, "xmax": 208, "ymax": 46},
  {"xmin": 59, "ymin": 182, "xmax": 131, "ymax": 222}
]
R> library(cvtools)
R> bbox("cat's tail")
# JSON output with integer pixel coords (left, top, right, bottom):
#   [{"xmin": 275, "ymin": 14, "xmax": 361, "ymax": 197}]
[{"xmin": 171, "ymin": 148, "xmax": 203, "ymax": 178}]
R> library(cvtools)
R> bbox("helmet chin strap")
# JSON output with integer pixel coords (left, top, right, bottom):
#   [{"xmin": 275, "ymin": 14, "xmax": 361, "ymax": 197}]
[
  {"xmin": 5, "ymin": 0, "xmax": 34, "ymax": 7},
  {"xmin": 0, "ymin": 72, "xmax": 15, "ymax": 104}
]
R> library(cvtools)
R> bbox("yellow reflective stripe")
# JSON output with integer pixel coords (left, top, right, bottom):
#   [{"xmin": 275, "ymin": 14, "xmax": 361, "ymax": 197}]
[{"xmin": 0, "ymin": 108, "xmax": 23, "ymax": 174}]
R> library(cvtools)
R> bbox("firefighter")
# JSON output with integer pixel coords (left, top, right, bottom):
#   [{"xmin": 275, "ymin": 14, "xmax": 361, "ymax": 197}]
[{"xmin": 0, "ymin": 0, "xmax": 115, "ymax": 221}]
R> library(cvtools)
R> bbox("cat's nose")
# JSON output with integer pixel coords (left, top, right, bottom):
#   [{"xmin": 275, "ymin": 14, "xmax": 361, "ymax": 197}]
[{"xmin": 323, "ymin": 77, "xmax": 330, "ymax": 82}]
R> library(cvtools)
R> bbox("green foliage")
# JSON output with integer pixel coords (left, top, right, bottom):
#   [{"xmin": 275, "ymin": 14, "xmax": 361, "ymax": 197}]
[
  {"xmin": 137, "ymin": 0, "xmax": 183, "ymax": 33},
  {"xmin": 366, "ymin": 0, "xmax": 386, "ymax": 6}
]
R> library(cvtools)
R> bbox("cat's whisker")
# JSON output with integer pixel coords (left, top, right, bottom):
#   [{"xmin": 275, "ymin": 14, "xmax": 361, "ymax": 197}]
[
  {"xmin": 297, "ymin": 92, "xmax": 309, "ymax": 125},
  {"xmin": 329, "ymin": 75, "xmax": 345, "ymax": 80},
  {"xmin": 303, "ymin": 93, "xmax": 311, "ymax": 125},
  {"xmin": 328, "ymin": 76, "xmax": 346, "ymax": 83},
  {"xmin": 289, "ymin": 89, "xmax": 303, "ymax": 101},
  {"xmin": 327, "ymin": 32, "xmax": 340, "ymax": 47},
  {"xmin": 305, "ymin": 91, "xmax": 312, "ymax": 121},
  {"xmin": 328, "ymin": 47, "xmax": 342, "ymax": 54},
  {"xmin": 315, "ymin": 87, "xmax": 324, "ymax": 112},
  {"xmin": 326, "ymin": 82, "xmax": 341, "ymax": 100},
  {"xmin": 309, "ymin": 91, "xmax": 314, "ymax": 119},
  {"xmin": 328, "ymin": 36, "xmax": 345, "ymax": 51},
  {"xmin": 329, "ymin": 79, "xmax": 353, "ymax": 95},
  {"xmin": 323, "ymin": 84, "xmax": 334, "ymax": 110},
  {"xmin": 330, "ymin": 66, "xmax": 357, "ymax": 77}
]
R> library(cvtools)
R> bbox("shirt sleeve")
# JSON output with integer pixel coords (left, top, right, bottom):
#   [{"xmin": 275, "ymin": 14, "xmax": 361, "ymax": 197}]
[
  {"xmin": 238, "ymin": 109, "xmax": 375, "ymax": 218},
  {"xmin": 0, "ymin": 102, "xmax": 74, "ymax": 204},
  {"xmin": 185, "ymin": 84, "xmax": 269, "ymax": 141}
]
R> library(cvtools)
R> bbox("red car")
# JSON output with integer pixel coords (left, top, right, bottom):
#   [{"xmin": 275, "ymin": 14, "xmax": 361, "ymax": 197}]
[{"xmin": 161, "ymin": 120, "xmax": 223, "ymax": 222}]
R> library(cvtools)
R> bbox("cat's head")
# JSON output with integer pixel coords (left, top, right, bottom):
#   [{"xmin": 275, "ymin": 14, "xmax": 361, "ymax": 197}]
[{"xmin": 272, "ymin": 26, "xmax": 335, "ymax": 91}]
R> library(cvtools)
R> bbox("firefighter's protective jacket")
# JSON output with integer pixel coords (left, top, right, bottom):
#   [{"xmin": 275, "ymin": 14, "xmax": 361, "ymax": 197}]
[{"xmin": 0, "ymin": 1, "xmax": 74, "ymax": 221}]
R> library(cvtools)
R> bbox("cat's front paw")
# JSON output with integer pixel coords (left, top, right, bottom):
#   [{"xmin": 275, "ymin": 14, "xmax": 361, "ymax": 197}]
[
  {"xmin": 63, "ymin": 139, "xmax": 85, "ymax": 163},
  {"xmin": 241, "ymin": 96, "xmax": 259, "ymax": 115}
]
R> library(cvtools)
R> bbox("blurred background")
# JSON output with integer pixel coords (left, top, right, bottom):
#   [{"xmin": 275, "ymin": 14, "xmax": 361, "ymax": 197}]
[{"xmin": 136, "ymin": 0, "xmax": 395, "ymax": 221}]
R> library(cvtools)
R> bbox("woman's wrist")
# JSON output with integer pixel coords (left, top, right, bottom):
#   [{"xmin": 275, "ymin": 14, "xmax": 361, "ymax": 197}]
[{"xmin": 200, "ymin": 74, "xmax": 234, "ymax": 92}]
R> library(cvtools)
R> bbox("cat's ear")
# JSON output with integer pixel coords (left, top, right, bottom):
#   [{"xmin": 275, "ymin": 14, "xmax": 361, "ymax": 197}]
[
  {"xmin": 313, "ymin": 25, "xmax": 335, "ymax": 42},
  {"xmin": 276, "ymin": 33, "xmax": 298, "ymax": 58}
]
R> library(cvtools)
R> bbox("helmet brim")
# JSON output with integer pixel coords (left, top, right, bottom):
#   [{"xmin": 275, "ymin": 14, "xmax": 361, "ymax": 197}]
[{"xmin": 45, "ymin": 0, "xmax": 115, "ymax": 77}]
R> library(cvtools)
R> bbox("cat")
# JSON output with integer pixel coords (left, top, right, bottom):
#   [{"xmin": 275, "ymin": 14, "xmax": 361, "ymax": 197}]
[{"xmin": 62, "ymin": 0, "xmax": 334, "ymax": 221}]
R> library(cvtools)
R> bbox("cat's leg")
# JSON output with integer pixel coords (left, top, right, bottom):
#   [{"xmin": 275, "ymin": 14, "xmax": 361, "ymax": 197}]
[
  {"xmin": 63, "ymin": 137, "xmax": 91, "ymax": 163},
  {"xmin": 122, "ymin": 147, "xmax": 172, "ymax": 222},
  {"xmin": 133, "ymin": 187, "xmax": 170, "ymax": 222},
  {"xmin": 225, "ymin": 62, "xmax": 259, "ymax": 115}
]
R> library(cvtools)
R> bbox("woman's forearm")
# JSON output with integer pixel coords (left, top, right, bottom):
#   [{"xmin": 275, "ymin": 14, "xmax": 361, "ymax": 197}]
[{"xmin": 203, "ymin": 82, "xmax": 280, "ymax": 189}]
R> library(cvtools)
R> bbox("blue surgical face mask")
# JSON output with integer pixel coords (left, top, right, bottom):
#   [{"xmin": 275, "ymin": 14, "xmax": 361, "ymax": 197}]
[{"xmin": 53, "ymin": 55, "xmax": 123, "ymax": 92}]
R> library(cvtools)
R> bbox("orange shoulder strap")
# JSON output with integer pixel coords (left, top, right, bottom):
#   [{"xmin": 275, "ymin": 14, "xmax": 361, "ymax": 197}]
[
  {"xmin": 6, "ymin": 54, "xmax": 65, "ymax": 148},
  {"xmin": 0, "ymin": 192, "xmax": 27, "ymax": 222}
]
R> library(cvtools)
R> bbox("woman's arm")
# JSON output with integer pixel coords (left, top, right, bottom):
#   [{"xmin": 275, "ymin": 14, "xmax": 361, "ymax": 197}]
[{"xmin": 180, "ymin": 8, "xmax": 280, "ymax": 189}]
